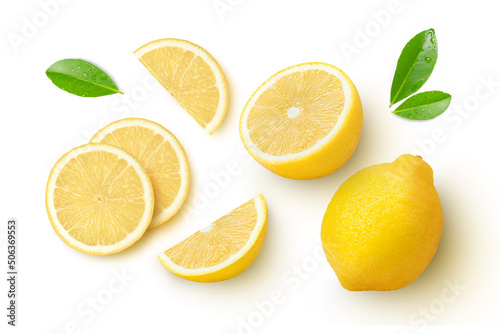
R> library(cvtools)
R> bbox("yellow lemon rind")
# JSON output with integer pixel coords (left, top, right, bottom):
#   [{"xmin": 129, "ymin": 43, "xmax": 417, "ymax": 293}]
[{"xmin": 320, "ymin": 155, "xmax": 443, "ymax": 291}]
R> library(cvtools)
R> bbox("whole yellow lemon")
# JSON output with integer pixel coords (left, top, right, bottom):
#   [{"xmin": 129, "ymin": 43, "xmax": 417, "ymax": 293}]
[{"xmin": 321, "ymin": 154, "xmax": 443, "ymax": 291}]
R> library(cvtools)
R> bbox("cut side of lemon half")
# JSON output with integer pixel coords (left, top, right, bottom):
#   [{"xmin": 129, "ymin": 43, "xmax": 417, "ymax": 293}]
[
  {"xmin": 90, "ymin": 118, "xmax": 190, "ymax": 228},
  {"xmin": 45, "ymin": 144, "xmax": 154, "ymax": 255},
  {"xmin": 158, "ymin": 194, "xmax": 267, "ymax": 282},
  {"xmin": 134, "ymin": 39, "xmax": 228, "ymax": 135},
  {"xmin": 240, "ymin": 62, "xmax": 363, "ymax": 180}
]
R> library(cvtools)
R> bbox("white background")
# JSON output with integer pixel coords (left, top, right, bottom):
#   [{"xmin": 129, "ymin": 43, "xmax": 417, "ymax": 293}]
[{"xmin": 1, "ymin": 0, "xmax": 500, "ymax": 333}]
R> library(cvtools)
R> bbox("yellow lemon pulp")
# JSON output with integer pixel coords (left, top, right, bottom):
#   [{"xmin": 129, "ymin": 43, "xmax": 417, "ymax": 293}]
[
  {"xmin": 45, "ymin": 144, "xmax": 154, "ymax": 255},
  {"xmin": 158, "ymin": 195, "xmax": 267, "ymax": 282},
  {"xmin": 91, "ymin": 118, "xmax": 190, "ymax": 228},
  {"xmin": 134, "ymin": 39, "xmax": 228, "ymax": 134},
  {"xmin": 321, "ymin": 154, "xmax": 443, "ymax": 291},
  {"xmin": 240, "ymin": 62, "xmax": 362, "ymax": 180}
]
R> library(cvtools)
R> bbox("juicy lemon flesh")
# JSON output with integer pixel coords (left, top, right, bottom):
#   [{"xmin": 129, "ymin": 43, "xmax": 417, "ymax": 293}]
[
  {"xmin": 53, "ymin": 150, "xmax": 147, "ymax": 246},
  {"xmin": 321, "ymin": 154, "xmax": 443, "ymax": 291},
  {"xmin": 165, "ymin": 199, "xmax": 257, "ymax": 269},
  {"xmin": 138, "ymin": 46, "xmax": 219, "ymax": 128},
  {"xmin": 94, "ymin": 125, "xmax": 182, "ymax": 220},
  {"xmin": 247, "ymin": 69, "xmax": 345, "ymax": 156},
  {"xmin": 240, "ymin": 63, "xmax": 363, "ymax": 180}
]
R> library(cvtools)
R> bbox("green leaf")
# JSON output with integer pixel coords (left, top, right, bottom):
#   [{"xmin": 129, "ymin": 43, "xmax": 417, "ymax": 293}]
[
  {"xmin": 393, "ymin": 91, "xmax": 451, "ymax": 120},
  {"xmin": 390, "ymin": 29, "xmax": 438, "ymax": 106},
  {"xmin": 46, "ymin": 59, "xmax": 123, "ymax": 97}
]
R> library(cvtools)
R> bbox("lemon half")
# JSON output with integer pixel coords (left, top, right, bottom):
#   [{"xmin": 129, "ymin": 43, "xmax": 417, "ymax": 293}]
[{"xmin": 240, "ymin": 62, "xmax": 363, "ymax": 180}]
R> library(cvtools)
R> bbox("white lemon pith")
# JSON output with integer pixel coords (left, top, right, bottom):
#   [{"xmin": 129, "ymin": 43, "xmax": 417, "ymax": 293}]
[
  {"xmin": 134, "ymin": 38, "xmax": 228, "ymax": 134},
  {"xmin": 240, "ymin": 62, "xmax": 363, "ymax": 180},
  {"xmin": 158, "ymin": 195, "xmax": 268, "ymax": 282},
  {"xmin": 90, "ymin": 118, "xmax": 190, "ymax": 228},
  {"xmin": 45, "ymin": 144, "xmax": 154, "ymax": 255}
]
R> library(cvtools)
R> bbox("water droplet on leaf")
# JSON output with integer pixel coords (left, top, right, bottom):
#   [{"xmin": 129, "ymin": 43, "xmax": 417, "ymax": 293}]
[{"xmin": 412, "ymin": 80, "xmax": 424, "ymax": 91}]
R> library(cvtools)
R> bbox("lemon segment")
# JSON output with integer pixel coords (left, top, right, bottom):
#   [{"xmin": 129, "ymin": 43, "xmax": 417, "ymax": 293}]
[
  {"xmin": 45, "ymin": 144, "xmax": 154, "ymax": 255},
  {"xmin": 158, "ymin": 195, "xmax": 268, "ymax": 282},
  {"xmin": 321, "ymin": 154, "xmax": 443, "ymax": 291},
  {"xmin": 90, "ymin": 118, "xmax": 190, "ymax": 228},
  {"xmin": 240, "ymin": 62, "xmax": 363, "ymax": 180},
  {"xmin": 134, "ymin": 39, "xmax": 228, "ymax": 134}
]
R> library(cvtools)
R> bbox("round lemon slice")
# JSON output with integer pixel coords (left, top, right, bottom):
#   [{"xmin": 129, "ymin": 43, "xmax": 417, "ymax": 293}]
[
  {"xmin": 90, "ymin": 118, "xmax": 190, "ymax": 228},
  {"xmin": 45, "ymin": 144, "xmax": 154, "ymax": 255},
  {"xmin": 134, "ymin": 38, "xmax": 228, "ymax": 134},
  {"xmin": 158, "ymin": 195, "xmax": 267, "ymax": 282},
  {"xmin": 240, "ymin": 62, "xmax": 363, "ymax": 180}
]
